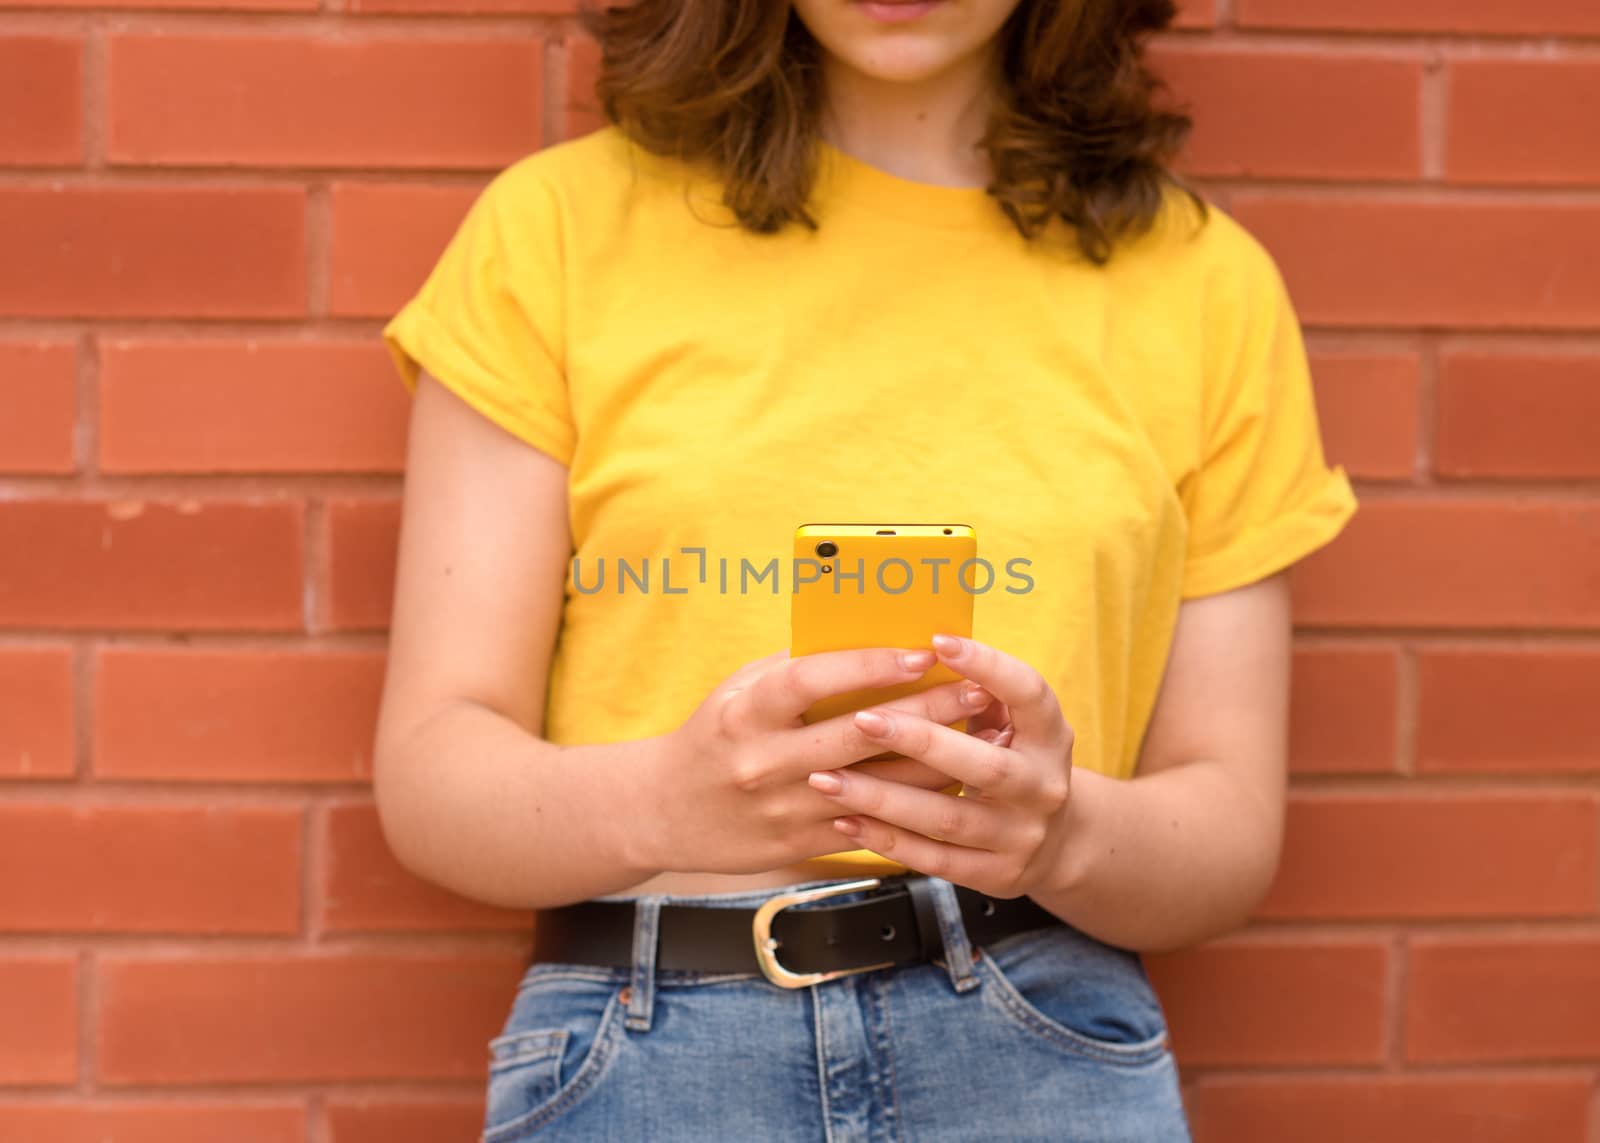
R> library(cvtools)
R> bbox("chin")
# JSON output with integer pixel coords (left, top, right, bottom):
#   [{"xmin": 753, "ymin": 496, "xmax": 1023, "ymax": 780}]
[
  {"xmin": 838, "ymin": 42, "xmax": 966, "ymax": 84},
  {"xmin": 795, "ymin": 0, "xmax": 1001, "ymax": 85}
]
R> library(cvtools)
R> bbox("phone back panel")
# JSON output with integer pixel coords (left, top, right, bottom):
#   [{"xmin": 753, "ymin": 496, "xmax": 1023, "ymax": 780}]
[{"xmin": 790, "ymin": 524, "xmax": 976, "ymax": 725}]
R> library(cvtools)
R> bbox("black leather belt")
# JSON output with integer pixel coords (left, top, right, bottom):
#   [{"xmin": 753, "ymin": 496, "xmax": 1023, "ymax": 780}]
[{"xmin": 532, "ymin": 873, "xmax": 1063, "ymax": 989}]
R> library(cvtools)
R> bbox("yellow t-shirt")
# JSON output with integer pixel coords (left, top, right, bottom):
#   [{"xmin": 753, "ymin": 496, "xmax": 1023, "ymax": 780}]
[{"xmin": 382, "ymin": 125, "xmax": 1358, "ymax": 877}]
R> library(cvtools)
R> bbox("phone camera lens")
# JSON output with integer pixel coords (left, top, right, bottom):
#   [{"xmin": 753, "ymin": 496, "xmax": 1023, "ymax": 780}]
[{"xmin": 816, "ymin": 541, "xmax": 839, "ymax": 559}]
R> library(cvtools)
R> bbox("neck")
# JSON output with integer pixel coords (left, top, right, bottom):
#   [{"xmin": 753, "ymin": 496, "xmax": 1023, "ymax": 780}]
[{"xmin": 817, "ymin": 48, "xmax": 1001, "ymax": 189}]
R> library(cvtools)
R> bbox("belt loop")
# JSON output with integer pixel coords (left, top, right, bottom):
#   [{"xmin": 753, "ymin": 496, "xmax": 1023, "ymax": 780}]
[
  {"xmin": 924, "ymin": 877, "xmax": 981, "ymax": 993},
  {"xmin": 624, "ymin": 895, "xmax": 663, "ymax": 1033}
]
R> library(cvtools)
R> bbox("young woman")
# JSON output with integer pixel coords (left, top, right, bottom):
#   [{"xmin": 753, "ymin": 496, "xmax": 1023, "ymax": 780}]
[{"xmin": 374, "ymin": 0, "xmax": 1357, "ymax": 1138}]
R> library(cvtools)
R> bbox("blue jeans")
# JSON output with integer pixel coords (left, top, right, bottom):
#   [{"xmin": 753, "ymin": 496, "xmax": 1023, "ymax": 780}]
[{"xmin": 482, "ymin": 876, "xmax": 1191, "ymax": 1141}]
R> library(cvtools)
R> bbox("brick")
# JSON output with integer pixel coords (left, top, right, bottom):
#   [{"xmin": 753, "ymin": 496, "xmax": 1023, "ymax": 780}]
[
  {"xmin": 0, "ymin": 1103, "xmax": 304, "ymax": 1143},
  {"xmin": 0, "ymin": 958, "xmax": 77, "ymax": 1084},
  {"xmin": 1288, "ymin": 647, "xmax": 1398, "ymax": 774},
  {"xmin": 0, "ymin": 37, "xmax": 81, "ymax": 165},
  {"xmin": 352, "ymin": 0, "xmax": 571, "ymax": 9},
  {"xmin": 98, "ymin": 953, "xmax": 526, "ymax": 1083},
  {"xmin": 0, "ymin": 341, "xmax": 76, "ymax": 474},
  {"xmin": 1237, "ymin": 0, "xmax": 1600, "ymax": 35},
  {"xmin": 94, "ymin": 647, "xmax": 384, "ymax": 783},
  {"xmin": 325, "ymin": 1098, "xmax": 483, "ymax": 1143},
  {"xmin": 1309, "ymin": 351, "xmax": 1420, "ymax": 482},
  {"xmin": 0, "ymin": 805, "xmax": 300, "ymax": 934},
  {"xmin": 1291, "ymin": 500, "xmax": 1600, "ymax": 630},
  {"xmin": 0, "ymin": 499, "xmax": 304, "ymax": 631},
  {"xmin": 1145, "ymin": 940, "xmax": 1389, "ymax": 1066},
  {"xmin": 0, "ymin": 0, "xmax": 312, "ymax": 7},
  {"xmin": 1449, "ymin": 60, "xmax": 1600, "ymax": 186},
  {"xmin": 329, "ymin": 182, "xmax": 480, "ymax": 318},
  {"xmin": 324, "ymin": 498, "xmax": 400, "ymax": 632},
  {"xmin": 1155, "ymin": 46, "xmax": 1422, "ymax": 181},
  {"xmin": 1436, "ymin": 352, "xmax": 1600, "ymax": 479},
  {"xmin": 1258, "ymin": 793, "xmax": 1597, "ymax": 919},
  {"xmin": 109, "ymin": 35, "xmax": 541, "ymax": 169},
  {"xmin": 1190, "ymin": 1076, "xmax": 1591, "ymax": 1143},
  {"xmin": 1417, "ymin": 649, "xmax": 1600, "ymax": 773},
  {"xmin": 1232, "ymin": 196, "xmax": 1600, "ymax": 331},
  {"xmin": 0, "ymin": 645, "xmax": 75, "ymax": 780},
  {"xmin": 99, "ymin": 339, "xmax": 409, "ymax": 474},
  {"xmin": 1173, "ymin": 0, "xmax": 1216, "ymax": 27},
  {"xmin": 562, "ymin": 35, "xmax": 605, "ymax": 140},
  {"xmin": 0, "ymin": 187, "xmax": 305, "ymax": 319},
  {"xmin": 322, "ymin": 802, "xmax": 533, "ymax": 932},
  {"xmin": 1407, "ymin": 937, "xmax": 1600, "ymax": 1062}
]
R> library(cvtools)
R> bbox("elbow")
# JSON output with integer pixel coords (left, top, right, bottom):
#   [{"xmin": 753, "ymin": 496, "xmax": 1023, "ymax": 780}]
[
  {"xmin": 1150, "ymin": 860, "xmax": 1279, "ymax": 955},
  {"xmin": 370, "ymin": 727, "xmax": 444, "ymax": 890},
  {"xmin": 1214, "ymin": 808, "xmax": 1287, "ymax": 942},
  {"xmin": 1245, "ymin": 786, "xmax": 1289, "ymax": 910},
  {"xmin": 1176, "ymin": 793, "xmax": 1287, "ymax": 952},
  {"xmin": 1220, "ymin": 756, "xmax": 1289, "ymax": 931},
  {"xmin": 1232, "ymin": 845, "xmax": 1285, "ymax": 936}
]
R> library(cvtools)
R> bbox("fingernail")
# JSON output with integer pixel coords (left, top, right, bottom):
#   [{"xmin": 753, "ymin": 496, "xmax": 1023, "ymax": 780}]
[
  {"xmin": 931, "ymin": 634, "xmax": 964, "ymax": 658},
  {"xmin": 974, "ymin": 728, "xmax": 1002, "ymax": 743},
  {"xmin": 854, "ymin": 710, "xmax": 893, "ymax": 737},
  {"xmin": 900, "ymin": 649, "xmax": 934, "ymax": 672},
  {"xmin": 994, "ymin": 727, "xmax": 1015, "ymax": 747},
  {"xmin": 808, "ymin": 771, "xmax": 844, "ymax": 795},
  {"xmin": 834, "ymin": 817, "xmax": 862, "ymax": 837},
  {"xmin": 962, "ymin": 683, "xmax": 988, "ymax": 706}
]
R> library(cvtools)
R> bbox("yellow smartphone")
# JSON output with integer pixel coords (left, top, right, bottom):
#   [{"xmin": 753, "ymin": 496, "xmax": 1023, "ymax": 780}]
[
  {"xmin": 790, "ymin": 523, "xmax": 976, "ymax": 872},
  {"xmin": 790, "ymin": 523, "xmax": 977, "ymax": 726}
]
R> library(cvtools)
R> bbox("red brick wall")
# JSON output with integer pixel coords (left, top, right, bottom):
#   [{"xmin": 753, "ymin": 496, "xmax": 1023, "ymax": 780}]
[{"xmin": 1, "ymin": 1, "xmax": 1596, "ymax": 1140}]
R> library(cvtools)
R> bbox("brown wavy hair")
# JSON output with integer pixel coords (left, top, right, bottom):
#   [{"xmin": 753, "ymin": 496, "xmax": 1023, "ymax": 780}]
[{"xmin": 573, "ymin": 0, "xmax": 1201, "ymax": 264}]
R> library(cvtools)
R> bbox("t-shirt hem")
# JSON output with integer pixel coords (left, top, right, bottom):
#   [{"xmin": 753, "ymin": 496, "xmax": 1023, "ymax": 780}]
[
  {"xmin": 1180, "ymin": 467, "xmax": 1358, "ymax": 600},
  {"xmin": 382, "ymin": 302, "xmax": 577, "ymax": 468}
]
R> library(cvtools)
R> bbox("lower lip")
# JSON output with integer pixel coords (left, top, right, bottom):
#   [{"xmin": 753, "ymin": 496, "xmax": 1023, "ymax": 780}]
[{"xmin": 858, "ymin": 0, "xmax": 944, "ymax": 23}]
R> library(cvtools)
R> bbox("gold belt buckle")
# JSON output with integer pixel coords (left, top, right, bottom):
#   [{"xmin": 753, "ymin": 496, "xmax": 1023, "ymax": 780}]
[{"xmin": 751, "ymin": 878, "xmax": 898, "ymax": 989}]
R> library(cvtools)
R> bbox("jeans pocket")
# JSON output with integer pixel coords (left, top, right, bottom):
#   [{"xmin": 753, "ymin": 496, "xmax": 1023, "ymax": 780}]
[
  {"xmin": 481, "ymin": 967, "xmax": 629, "ymax": 1142},
  {"xmin": 972, "ymin": 923, "xmax": 1171, "ymax": 1066}
]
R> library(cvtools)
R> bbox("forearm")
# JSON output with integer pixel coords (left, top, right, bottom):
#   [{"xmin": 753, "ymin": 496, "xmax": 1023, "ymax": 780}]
[
  {"xmin": 374, "ymin": 699, "xmax": 664, "ymax": 910},
  {"xmin": 1029, "ymin": 760, "xmax": 1284, "ymax": 953}
]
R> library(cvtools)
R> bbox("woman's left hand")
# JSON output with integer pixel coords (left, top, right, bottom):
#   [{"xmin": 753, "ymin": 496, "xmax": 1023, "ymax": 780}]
[{"xmin": 807, "ymin": 633, "xmax": 1076, "ymax": 900}]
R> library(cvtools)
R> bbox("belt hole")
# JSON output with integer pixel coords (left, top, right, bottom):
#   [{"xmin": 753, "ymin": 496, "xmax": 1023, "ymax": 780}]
[
  {"xmin": 981, "ymin": 899, "xmax": 996, "ymax": 917},
  {"xmin": 880, "ymin": 923, "xmax": 896, "ymax": 941}
]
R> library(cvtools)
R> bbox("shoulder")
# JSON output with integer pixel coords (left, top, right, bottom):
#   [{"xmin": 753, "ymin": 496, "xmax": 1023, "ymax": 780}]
[
  {"xmin": 1112, "ymin": 186, "xmax": 1283, "ymax": 295},
  {"xmin": 1102, "ymin": 186, "xmax": 1298, "ymax": 356},
  {"xmin": 474, "ymin": 125, "xmax": 688, "ymax": 236},
  {"xmin": 490, "ymin": 125, "xmax": 637, "ymax": 190}
]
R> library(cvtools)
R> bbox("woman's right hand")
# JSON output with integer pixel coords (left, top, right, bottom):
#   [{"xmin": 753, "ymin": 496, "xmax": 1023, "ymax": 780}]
[{"xmin": 638, "ymin": 648, "xmax": 996, "ymax": 877}]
